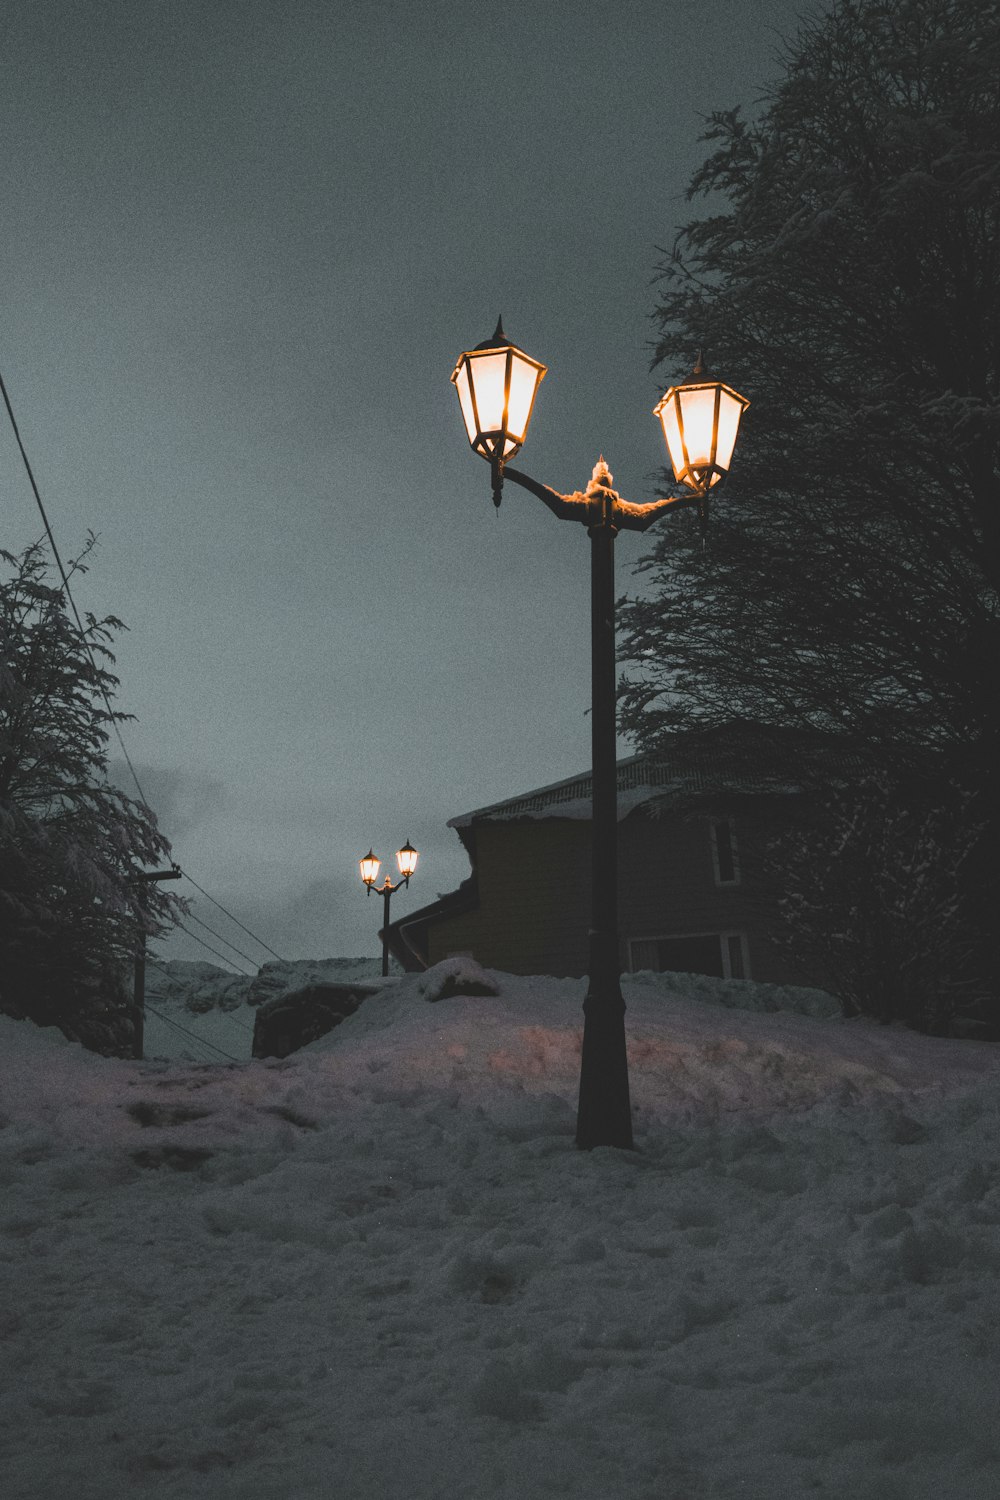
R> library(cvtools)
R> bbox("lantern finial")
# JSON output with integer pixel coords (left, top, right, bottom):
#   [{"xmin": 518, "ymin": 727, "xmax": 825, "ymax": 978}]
[{"xmin": 473, "ymin": 317, "xmax": 509, "ymax": 351}]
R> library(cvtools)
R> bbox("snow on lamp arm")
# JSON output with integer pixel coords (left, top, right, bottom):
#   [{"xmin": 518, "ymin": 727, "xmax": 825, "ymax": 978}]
[{"xmin": 449, "ymin": 323, "xmax": 749, "ymax": 1152}]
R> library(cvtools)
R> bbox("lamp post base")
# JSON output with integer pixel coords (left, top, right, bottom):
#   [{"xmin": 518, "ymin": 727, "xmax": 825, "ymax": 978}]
[{"xmin": 576, "ymin": 937, "xmax": 633, "ymax": 1150}]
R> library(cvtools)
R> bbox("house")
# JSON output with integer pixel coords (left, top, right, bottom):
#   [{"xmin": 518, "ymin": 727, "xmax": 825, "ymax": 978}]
[{"xmin": 386, "ymin": 722, "xmax": 870, "ymax": 987}]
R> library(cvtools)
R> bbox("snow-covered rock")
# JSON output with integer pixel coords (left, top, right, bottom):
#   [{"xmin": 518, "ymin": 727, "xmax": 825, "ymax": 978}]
[
  {"xmin": 146, "ymin": 956, "xmax": 391, "ymax": 1015},
  {"xmin": 142, "ymin": 957, "xmax": 394, "ymax": 1063}
]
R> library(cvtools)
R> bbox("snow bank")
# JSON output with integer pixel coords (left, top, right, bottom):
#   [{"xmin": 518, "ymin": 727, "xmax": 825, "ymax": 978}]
[{"xmin": 1, "ymin": 966, "xmax": 999, "ymax": 1499}]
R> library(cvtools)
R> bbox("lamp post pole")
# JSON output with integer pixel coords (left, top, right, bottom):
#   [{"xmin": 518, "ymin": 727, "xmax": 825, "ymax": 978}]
[
  {"xmin": 577, "ymin": 491, "xmax": 632, "ymax": 1146},
  {"xmin": 495, "ymin": 459, "xmax": 696, "ymax": 1151},
  {"xmin": 450, "ymin": 326, "xmax": 748, "ymax": 1150},
  {"xmin": 375, "ymin": 876, "xmax": 401, "ymax": 977}
]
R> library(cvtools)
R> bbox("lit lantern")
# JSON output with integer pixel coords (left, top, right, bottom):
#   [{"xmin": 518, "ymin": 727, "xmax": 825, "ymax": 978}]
[
  {"xmin": 654, "ymin": 360, "xmax": 749, "ymax": 494},
  {"xmin": 359, "ymin": 849, "xmax": 380, "ymax": 887},
  {"xmin": 451, "ymin": 319, "xmax": 547, "ymax": 465},
  {"xmin": 396, "ymin": 840, "xmax": 418, "ymax": 881}
]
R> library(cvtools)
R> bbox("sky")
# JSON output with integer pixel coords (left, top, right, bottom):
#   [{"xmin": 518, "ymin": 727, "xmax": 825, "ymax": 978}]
[{"xmin": 0, "ymin": 0, "xmax": 812, "ymax": 966}]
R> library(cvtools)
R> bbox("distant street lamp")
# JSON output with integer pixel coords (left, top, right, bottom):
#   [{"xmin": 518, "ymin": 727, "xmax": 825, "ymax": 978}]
[
  {"xmin": 359, "ymin": 840, "xmax": 419, "ymax": 976},
  {"xmin": 451, "ymin": 322, "xmax": 748, "ymax": 1150}
]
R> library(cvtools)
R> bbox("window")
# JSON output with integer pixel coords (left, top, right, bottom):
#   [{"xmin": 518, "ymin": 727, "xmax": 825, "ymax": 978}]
[
  {"xmin": 629, "ymin": 931, "xmax": 750, "ymax": 981},
  {"xmin": 726, "ymin": 933, "xmax": 747, "ymax": 980},
  {"xmin": 710, "ymin": 817, "xmax": 740, "ymax": 886}
]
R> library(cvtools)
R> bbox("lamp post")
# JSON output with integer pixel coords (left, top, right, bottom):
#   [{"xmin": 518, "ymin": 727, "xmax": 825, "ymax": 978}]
[
  {"xmin": 451, "ymin": 323, "xmax": 748, "ymax": 1150},
  {"xmin": 359, "ymin": 840, "xmax": 419, "ymax": 977}
]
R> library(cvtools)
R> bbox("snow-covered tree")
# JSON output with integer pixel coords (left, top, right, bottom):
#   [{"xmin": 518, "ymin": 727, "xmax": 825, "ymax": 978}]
[
  {"xmin": 618, "ymin": 0, "xmax": 999, "ymax": 1020},
  {"xmin": 621, "ymin": 0, "xmax": 998, "ymax": 756},
  {"xmin": 0, "ymin": 539, "xmax": 185, "ymax": 1054},
  {"xmin": 770, "ymin": 776, "xmax": 986, "ymax": 1033}
]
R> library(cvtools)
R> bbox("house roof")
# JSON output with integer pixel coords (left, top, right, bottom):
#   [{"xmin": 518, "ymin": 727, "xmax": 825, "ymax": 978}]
[{"xmin": 448, "ymin": 722, "xmax": 874, "ymax": 828}]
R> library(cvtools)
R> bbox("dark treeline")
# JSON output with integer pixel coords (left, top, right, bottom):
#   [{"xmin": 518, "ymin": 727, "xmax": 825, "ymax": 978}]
[{"xmin": 620, "ymin": 0, "xmax": 1000, "ymax": 1032}]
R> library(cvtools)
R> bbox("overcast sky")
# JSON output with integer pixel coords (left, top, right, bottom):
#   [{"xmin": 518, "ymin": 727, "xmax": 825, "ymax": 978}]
[{"xmin": 1, "ymin": 0, "xmax": 810, "ymax": 968}]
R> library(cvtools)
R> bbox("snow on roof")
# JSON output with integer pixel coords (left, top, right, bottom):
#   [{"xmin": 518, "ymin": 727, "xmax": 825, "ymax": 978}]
[{"xmin": 448, "ymin": 724, "xmax": 868, "ymax": 827}]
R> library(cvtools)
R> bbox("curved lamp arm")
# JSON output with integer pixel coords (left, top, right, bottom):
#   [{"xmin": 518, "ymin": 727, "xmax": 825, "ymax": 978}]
[
  {"xmin": 612, "ymin": 494, "xmax": 702, "ymax": 532},
  {"xmin": 500, "ymin": 458, "xmax": 703, "ymax": 532},
  {"xmin": 501, "ymin": 464, "xmax": 593, "ymax": 523}
]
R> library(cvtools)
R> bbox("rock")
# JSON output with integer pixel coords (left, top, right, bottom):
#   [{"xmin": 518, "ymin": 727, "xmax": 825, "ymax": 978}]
[{"xmin": 251, "ymin": 982, "xmax": 380, "ymax": 1059}]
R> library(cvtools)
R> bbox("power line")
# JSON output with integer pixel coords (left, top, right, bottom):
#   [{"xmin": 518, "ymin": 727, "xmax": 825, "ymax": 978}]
[
  {"xmin": 143, "ymin": 1001, "xmax": 240, "ymax": 1063},
  {"xmin": 1, "ymin": 367, "xmax": 286, "ymax": 968},
  {"xmin": 179, "ymin": 871, "xmax": 285, "ymax": 962},
  {"xmin": 0, "ymin": 366, "xmax": 153, "ymax": 810},
  {"xmin": 183, "ymin": 910, "xmax": 262, "ymax": 970},
  {"xmin": 176, "ymin": 921, "xmax": 254, "ymax": 976}
]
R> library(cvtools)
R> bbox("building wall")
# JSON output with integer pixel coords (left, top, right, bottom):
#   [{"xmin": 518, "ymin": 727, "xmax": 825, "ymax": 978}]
[
  {"xmin": 427, "ymin": 820, "xmax": 592, "ymax": 976},
  {"xmin": 426, "ymin": 808, "xmax": 824, "ymax": 988},
  {"xmin": 619, "ymin": 808, "xmax": 816, "ymax": 988}
]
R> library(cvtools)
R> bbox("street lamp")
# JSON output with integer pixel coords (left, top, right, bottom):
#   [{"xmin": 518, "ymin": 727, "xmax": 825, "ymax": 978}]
[
  {"xmin": 359, "ymin": 840, "xmax": 419, "ymax": 977},
  {"xmin": 451, "ymin": 326, "xmax": 748, "ymax": 1150}
]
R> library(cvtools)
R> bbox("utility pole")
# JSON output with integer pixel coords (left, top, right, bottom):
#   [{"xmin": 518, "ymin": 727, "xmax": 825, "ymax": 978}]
[{"xmin": 133, "ymin": 865, "xmax": 182, "ymax": 1060}]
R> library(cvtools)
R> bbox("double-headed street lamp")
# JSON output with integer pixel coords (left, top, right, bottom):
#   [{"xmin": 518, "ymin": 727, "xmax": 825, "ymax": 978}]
[
  {"xmin": 359, "ymin": 840, "xmax": 419, "ymax": 976},
  {"xmin": 451, "ymin": 319, "xmax": 748, "ymax": 1151}
]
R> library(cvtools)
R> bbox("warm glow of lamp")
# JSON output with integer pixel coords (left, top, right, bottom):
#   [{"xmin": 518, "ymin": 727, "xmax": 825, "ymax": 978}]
[
  {"xmin": 654, "ymin": 361, "xmax": 749, "ymax": 494},
  {"xmin": 451, "ymin": 318, "xmax": 547, "ymax": 464},
  {"xmin": 396, "ymin": 839, "xmax": 418, "ymax": 881},
  {"xmin": 359, "ymin": 849, "xmax": 380, "ymax": 887}
]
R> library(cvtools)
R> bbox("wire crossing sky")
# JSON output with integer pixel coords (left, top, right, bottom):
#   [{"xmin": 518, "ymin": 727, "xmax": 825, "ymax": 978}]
[{"xmin": 0, "ymin": 0, "xmax": 811, "ymax": 961}]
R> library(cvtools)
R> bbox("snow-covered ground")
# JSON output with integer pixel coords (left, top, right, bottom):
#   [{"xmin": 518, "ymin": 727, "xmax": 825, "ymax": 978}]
[{"xmin": 2, "ymin": 962, "xmax": 999, "ymax": 1499}]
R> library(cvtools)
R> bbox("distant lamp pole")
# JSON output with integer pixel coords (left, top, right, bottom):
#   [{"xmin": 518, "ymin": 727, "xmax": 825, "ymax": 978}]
[
  {"xmin": 451, "ymin": 325, "xmax": 748, "ymax": 1150},
  {"xmin": 359, "ymin": 840, "xmax": 419, "ymax": 976}
]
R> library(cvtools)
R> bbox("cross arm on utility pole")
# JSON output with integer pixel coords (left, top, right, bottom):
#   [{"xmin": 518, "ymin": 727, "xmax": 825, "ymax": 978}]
[{"xmin": 136, "ymin": 864, "xmax": 183, "ymax": 884}]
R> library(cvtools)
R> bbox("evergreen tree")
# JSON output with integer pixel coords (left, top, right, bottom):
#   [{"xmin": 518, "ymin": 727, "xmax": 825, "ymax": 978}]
[
  {"xmin": 619, "ymin": 0, "xmax": 999, "ymax": 1025},
  {"xmin": 0, "ymin": 539, "xmax": 185, "ymax": 1054},
  {"xmin": 769, "ymin": 773, "xmax": 986, "ymax": 1034}
]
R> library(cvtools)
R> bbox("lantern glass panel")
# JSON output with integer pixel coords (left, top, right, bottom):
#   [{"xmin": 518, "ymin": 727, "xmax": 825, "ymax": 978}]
[
  {"xmin": 396, "ymin": 843, "xmax": 418, "ymax": 879},
  {"xmin": 677, "ymin": 385, "xmax": 719, "ymax": 472},
  {"xmin": 360, "ymin": 852, "xmax": 380, "ymax": 886},
  {"xmin": 453, "ymin": 361, "xmax": 478, "ymax": 445},
  {"xmin": 714, "ymin": 388, "xmax": 744, "ymax": 473},
  {"xmin": 504, "ymin": 352, "xmax": 542, "ymax": 447},
  {"xmin": 658, "ymin": 396, "xmax": 685, "ymax": 483},
  {"xmin": 467, "ymin": 350, "xmax": 510, "ymax": 448}
]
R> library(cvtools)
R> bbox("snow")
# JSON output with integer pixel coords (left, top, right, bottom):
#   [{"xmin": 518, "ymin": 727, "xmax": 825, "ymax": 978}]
[{"xmin": 2, "ymin": 963, "xmax": 999, "ymax": 1498}]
